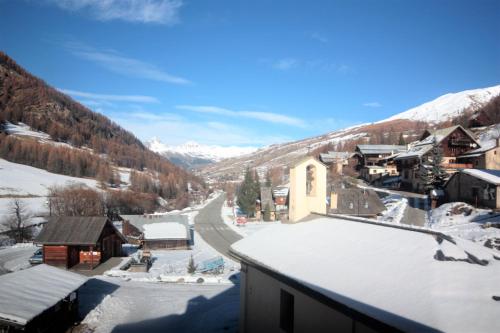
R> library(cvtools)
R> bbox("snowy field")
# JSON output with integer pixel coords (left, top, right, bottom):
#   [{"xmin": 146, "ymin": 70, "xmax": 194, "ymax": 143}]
[
  {"xmin": 77, "ymin": 276, "xmax": 239, "ymax": 333},
  {"xmin": 0, "ymin": 158, "xmax": 98, "ymax": 197},
  {"xmin": 428, "ymin": 202, "xmax": 500, "ymax": 247}
]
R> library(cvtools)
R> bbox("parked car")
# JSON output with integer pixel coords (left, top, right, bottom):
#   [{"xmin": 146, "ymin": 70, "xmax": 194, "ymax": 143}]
[{"xmin": 29, "ymin": 248, "xmax": 43, "ymax": 265}]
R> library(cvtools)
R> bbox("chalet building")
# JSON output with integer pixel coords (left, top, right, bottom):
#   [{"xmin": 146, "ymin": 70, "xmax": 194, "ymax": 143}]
[
  {"xmin": 121, "ymin": 214, "xmax": 191, "ymax": 249},
  {"xmin": 142, "ymin": 222, "xmax": 191, "ymax": 250},
  {"xmin": 230, "ymin": 216, "xmax": 500, "ymax": 333},
  {"xmin": 319, "ymin": 151, "xmax": 353, "ymax": 174},
  {"xmin": 329, "ymin": 188, "xmax": 385, "ymax": 217},
  {"xmin": 354, "ymin": 144, "xmax": 406, "ymax": 168},
  {"xmin": 444, "ymin": 169, "xmax": 500, "ymax": 209},
  {"xmin": 0, "ymin": 264, "xmax": 87, "ymax": 333},
  {"xmin": 35, "ymin": 216, "xmax": 126, "ymax": 269},
  {"xmin": 395, "ymin": 125, "xmax": 479, "ymax": 192},
  {"xmin": 457, "ymin": 138, "xmax": 500, "ymax": 170}
]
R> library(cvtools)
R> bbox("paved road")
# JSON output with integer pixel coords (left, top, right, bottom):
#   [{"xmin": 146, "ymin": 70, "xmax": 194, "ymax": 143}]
[
  {"xmin": 0, "ymin": 246, "xmax": 36, "ymax": 275},
  {"xmin": 195, "ymin": 194, "xmax": 243, "ymax": 260}
]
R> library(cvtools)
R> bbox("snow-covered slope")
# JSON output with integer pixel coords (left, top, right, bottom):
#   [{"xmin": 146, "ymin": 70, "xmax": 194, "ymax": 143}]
[
  {"xmin": 383, "ymin": 85, "xmax": 500, "ymax": 123},
  {"xmin": 146, "ymin": 138, "xmax": 258, "ymax": 169}
]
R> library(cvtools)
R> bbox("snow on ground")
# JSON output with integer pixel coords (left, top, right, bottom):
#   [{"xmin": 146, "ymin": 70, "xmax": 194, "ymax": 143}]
[
  {"xmin": 378, "ymin": 195, "xmax": 408, "ymax": 224},
  {"xmin": 4, "ymin": 122, "xmax": 51, "ymax": 140},
  {"xmin": 0, "ymin": 158, "xmax": 98, "ymax": 196},
  {"xmin": 78, "ymin": 276, "xmax": 239, "ymax": 333},
  {"xmin": 428, "ymin": 202, "xmax": 500, "ymax": 246},
  {"xmin": 105, "ymin": 227, "xmax": 239, "ymax": 284},
  {"xmin": 221, "ymin": 200, "xmax": 281, "ymax": 237},
  {"xmin": 0, "ymin": 243, "xmax": 37, "ymax": 273}
]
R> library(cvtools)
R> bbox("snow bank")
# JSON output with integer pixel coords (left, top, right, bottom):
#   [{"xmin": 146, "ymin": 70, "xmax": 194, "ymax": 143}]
[{"xmin": 429, "ymin": 202, "xmax": 500, "ymax": 243}]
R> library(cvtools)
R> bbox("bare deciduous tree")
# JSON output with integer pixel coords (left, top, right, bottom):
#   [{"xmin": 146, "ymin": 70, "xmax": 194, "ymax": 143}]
[{"xmin": 3, "ymin": 199, "xmax": 32, "ymax": 242}]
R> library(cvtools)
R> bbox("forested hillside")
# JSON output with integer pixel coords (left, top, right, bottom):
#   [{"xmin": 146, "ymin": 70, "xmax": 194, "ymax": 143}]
[{"xmin": 0, "ymin": 52, "xmax": 204, "ymax": 210}]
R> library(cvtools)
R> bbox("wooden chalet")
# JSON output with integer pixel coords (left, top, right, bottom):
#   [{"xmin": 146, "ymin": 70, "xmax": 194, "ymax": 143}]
[
  {"xmin": 354, "ymin": 144, "xmax": 406, "ymax": 169},
  {"xmin": 35, "ymin": 216, "xmax": 126, "ymax": 269},
  {"xmin": 395, "ymin": 125, "xmax": 479, "ymax": 192}
]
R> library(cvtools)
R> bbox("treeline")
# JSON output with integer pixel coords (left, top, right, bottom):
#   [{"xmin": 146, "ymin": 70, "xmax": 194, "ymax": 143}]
[
  {"xmin": 48, "ymin": 185, "xmax": 160, "ymax": 217},
  {"xmin": 0, "ymin": 134, "xmax": 118, "ymax": 184},
  {"xmin": 0, "ymin": 51, "xmax": 203, "ymax": 190}
]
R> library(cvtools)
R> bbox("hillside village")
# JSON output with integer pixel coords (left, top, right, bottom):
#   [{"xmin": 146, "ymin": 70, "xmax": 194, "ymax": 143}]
[{"xmin": 1, "ymin": 1, "xmax": 500, "ymax": 333}]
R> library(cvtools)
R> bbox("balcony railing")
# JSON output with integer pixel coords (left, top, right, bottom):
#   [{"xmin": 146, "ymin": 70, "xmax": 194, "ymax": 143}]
[{"xmin": 442, "ymin": 163, "xmax": 473, "ymax": 169}]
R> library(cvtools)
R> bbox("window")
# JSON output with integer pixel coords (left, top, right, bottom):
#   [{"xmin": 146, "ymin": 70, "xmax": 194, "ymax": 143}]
[{"xmin": 280, "ymin": 289, "xmax": 294, "ymax": 333}]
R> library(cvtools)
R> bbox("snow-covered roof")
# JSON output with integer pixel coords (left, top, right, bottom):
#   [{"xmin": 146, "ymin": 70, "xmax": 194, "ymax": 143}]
[
  {"xmin": 396, "ymin": 125, "xmax": 479, "ymax": 160},
  {"xmin": 356, "ymin": 145, "xmax": 406, "ymax": 155},
  {"xmin": 143, "ymin": 222, "xmax": 190, "ymax": 240},
  {"xmin": 459, "ymin": 140, "xmax": 498, "ymax": 157},
  {"xmin": 121, "ymin": 214, "xmax": 189, "ymax": 232},
  {"xmin": 461, "ymin": 169, "xmax": 500, "ymax": 185},
  {"xmin": 0, "ymin": 264, "xmax": 87, "ymax": 326},
  {"xmin": 319, "ymin": 151, "xmax": 351, "ymax": 163},
  {"xmin": 231, "ymin": 217, "xmax": 500, "ymax": 332}
]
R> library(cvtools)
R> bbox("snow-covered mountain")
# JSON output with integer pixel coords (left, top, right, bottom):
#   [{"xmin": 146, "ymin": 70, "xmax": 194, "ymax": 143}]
[
  {"xmin": 201, "ymin": 84, "xmax": 500, "ymax": 180},
  {"xmin": 382, "ymin": 85, "xmax": 500, "ymax": 123},
  {"xmin": 146, "ymin": 138, "xmax": 258, "ymax": 169}
]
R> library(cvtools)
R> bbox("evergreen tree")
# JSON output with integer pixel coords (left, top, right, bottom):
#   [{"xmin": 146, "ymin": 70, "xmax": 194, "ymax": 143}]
[
  {"xmin": 418, "ymin": 137, "xmax": 447, "ymax": 193},
  {"xmin": 398, "ymin": 133, "xmax": 406, "ymax": 145},
  {"xmin": 237, "ymin": 168, "xmax": 259, "ymax": 217}
]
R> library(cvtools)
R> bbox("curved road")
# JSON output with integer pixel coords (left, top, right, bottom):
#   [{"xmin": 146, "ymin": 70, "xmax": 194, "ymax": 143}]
[{"xmin": 195, "ymin": 194, "xmax": 242, "ymax": 260}]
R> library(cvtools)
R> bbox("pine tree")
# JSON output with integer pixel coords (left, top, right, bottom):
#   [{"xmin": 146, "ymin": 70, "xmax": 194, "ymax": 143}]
[
  {"xmin": 418, "ymin": 137, "xmax": 447, "ymax": 193},
  {"xmin": 237, "ymin": 168, "xmax": 259, "ymax": 217},
  {"xmin": 398, "ymin": 133, "xmax": 406, "ymax": 145}
]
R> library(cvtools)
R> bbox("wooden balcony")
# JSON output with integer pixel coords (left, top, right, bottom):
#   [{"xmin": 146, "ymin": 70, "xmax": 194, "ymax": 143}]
[{"xmin": 442, "ymin": 163, "xmax": 473, "ymax": 169}]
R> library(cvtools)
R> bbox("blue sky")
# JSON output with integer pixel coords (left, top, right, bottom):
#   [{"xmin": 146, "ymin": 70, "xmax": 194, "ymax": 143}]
[{"xmin": 1, "ymin": 0, "xmax": 499, "ymax": 147}]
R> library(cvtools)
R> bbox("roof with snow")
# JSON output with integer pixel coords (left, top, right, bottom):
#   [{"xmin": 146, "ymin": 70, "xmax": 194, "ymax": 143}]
[
  {"xmin": 230, "ymin": 216, "xmax": 500, "ymax": 333},
  {"xmin": 396, "ymin": 125, "xmax": 479, "ymax": 160},
  {"xmin": 355, "ymin": 145, "xmax": 406, "ymax": 155},
  {"xmin": 121, "ymin": 214, "xmax": 189, "ymax": 232},
  {"xmin": 35, "ymin": 216, "xmax": 126, "ymax": 245},
  {"xmin": 0, "ymin": 264, "xmax": 87, "ymax": 326},
  {"xmin": 319, "ymin": 151, "xmax": 352, "ymax": 163},
  {"xmin": 460, "ymin": 169, "xmax": 500, "ymax": 185},
  {"xmin": 143, "ymin": 222, "xmax": 190, "ymax": 240},
  {"xmin": 458, "ymin": 140, "xmax": 498, "ymax": 158}
]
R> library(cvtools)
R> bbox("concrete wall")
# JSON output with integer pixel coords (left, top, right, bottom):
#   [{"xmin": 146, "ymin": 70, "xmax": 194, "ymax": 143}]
[
  {"xmin": 289, "ymin": 158, "xmax": 327, "ymax": 222},
  {"xmin": 240, "ymin": 263, "xmax": 380, "ymax": 333}
]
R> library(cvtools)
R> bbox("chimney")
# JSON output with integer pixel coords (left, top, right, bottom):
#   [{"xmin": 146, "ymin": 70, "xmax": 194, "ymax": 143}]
[{"xmin": 496, "ymin": 138, "xmax": 500, "ymax": 148}]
